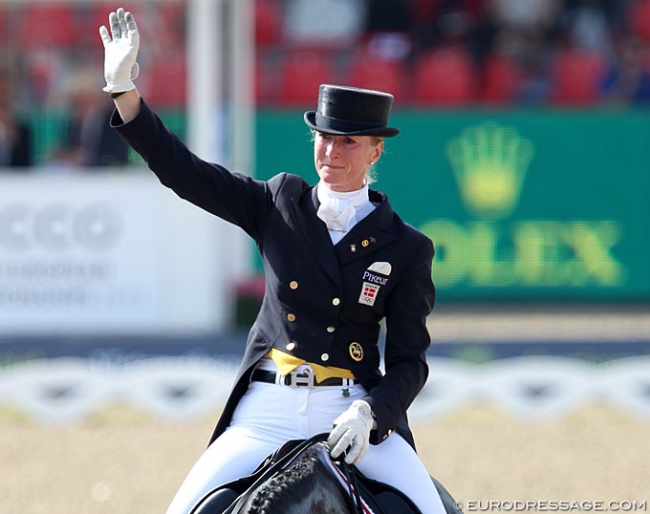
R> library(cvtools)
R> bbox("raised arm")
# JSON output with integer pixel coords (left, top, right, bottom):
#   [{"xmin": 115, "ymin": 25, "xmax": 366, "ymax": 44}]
[{"xmin": 99, "ymin": 7, "xmax": 142, "ymax": 122}]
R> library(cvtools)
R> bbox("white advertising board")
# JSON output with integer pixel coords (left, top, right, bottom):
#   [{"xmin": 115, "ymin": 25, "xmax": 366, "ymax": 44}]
[{"xmin": 0, "ymin": 170, "xmax": 243, "ymax": 335}]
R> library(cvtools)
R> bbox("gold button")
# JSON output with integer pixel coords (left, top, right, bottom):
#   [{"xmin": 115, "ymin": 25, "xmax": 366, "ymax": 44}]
[
  {"xmin": 321, "ymin": 353, "xmax": 330, "ymax": 362},
  {"xmin": 382, "ymin": 434, "xmax": 388, "ymax": 440},
  {"xmin": 289, "ymin": 281, "xmax": 298, "ymax": 290},
  {"xmin": 287, "ymin": 313, "xmax": 296, "ymax": 322},
  {"xmin": 286, "ymin": 342, "xmax": 296, "ymax": 351},
  {"xmin": 332, "ymin": 298, "xmax": 340, "ymax": 306},
  {"xmin": 326, "ymin": 326, "xmax": 335, "ymax": 333}
]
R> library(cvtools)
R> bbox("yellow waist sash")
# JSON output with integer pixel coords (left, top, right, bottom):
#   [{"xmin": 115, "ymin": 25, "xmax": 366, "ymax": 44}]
[{"xmin": 268, "ymin": 348, "xmax": 355, "ymax": 382}]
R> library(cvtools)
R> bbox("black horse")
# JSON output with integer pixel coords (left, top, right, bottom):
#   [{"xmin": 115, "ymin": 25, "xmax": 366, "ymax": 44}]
[{"xmin": 190, "ymin": 434, "xmax": 462, "ymax": 514}]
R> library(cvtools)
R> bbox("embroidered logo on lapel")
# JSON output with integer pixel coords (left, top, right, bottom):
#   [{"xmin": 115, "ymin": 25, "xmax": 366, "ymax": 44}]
[{"xmin": 358, "ymin": 262, "xmax": 392, "ymax": 306}]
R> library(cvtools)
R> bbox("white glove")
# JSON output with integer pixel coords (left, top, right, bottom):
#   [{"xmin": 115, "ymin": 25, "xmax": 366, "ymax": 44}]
[
  {"xmin": 99, "ymin": 7, "xmax": 140, "ymax": 93},
  {"xmin": 327, "ymin": 400, "xmax": 375, "ymax": 465}
]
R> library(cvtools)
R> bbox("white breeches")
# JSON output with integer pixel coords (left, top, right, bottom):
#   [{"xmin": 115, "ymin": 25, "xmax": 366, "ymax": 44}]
[{"xmin": 166, "ymin": 376, "xmax": 446, "ymax": 514}]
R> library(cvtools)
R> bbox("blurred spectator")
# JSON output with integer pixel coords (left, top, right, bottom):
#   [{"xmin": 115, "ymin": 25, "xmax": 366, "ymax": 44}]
[
  {"xmin": 490, "ymin": 0, "xmax": 563, "ymax": 60},
  {"xmin": 0, "ymin": 0, "xmax": 647, "ymax": 121},
  {"xmin": 626, "ymin": 0, "xmax": 650, "ymax": 46},
  {"xmin": 559, "ymin": 0, "xmax": 617, "ymax": 59},
  {"xmin": 412, "ymin": 0, "xmax": 487, "ymax": 59},
  {"xmin": 0, "ymin": 69, "xmax": 33, "ymax": 169},
  {"xmin": 495, "ymin": 26, "xmax": 555, "ymax": 105},
  {"xmin": 477, "ymin": 0, "xmax": 561, "ymax": 106},
  {"xmin": 48, "ymin": 70, "xmax": 129, "ymax": 168},
  {"xmin": 490, "ymin": 0, "xmax": 564, "ymax": 31},
  {"xmin": 599, "ymin": 34, "xmax": 650, "ymax": 104},
  {"xmin": 365, "ymin": 0, "xmax": 411, "ymax": 32},
  {"xmin": 364, "ymin": 0, "xmax": 414, "ymax": 60},
  {"xmin": 283, "ymin": 0, "xmax": 365, "ymax": 49}
]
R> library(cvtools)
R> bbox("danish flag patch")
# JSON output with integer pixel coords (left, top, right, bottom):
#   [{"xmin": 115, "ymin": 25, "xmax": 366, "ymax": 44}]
[{"xmin": 358, "ymin": 282, "xmax": 380, "ymax": 306}]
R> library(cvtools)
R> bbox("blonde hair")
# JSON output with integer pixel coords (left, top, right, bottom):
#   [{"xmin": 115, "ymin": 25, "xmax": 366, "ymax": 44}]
[{"xmin": 366, "ymin": 136, "xmax": 383, "ymax": 185}]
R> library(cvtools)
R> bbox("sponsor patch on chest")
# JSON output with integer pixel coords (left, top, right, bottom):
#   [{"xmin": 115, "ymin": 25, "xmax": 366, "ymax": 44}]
[{"xmin": 358, "ymin": 263, "xmax": 392, "ymax": 306}]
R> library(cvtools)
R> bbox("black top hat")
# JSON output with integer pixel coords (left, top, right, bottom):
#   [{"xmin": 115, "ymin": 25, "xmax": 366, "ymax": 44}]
[{"xmin": 304, "ymin": 84, "xmax": 400, "ymax": 138}]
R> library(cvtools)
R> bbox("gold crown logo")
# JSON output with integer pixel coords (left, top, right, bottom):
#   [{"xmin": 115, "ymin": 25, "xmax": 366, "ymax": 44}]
[{"xmin": 446, "ymin": 123, "xmax": 534, "ymax": 219}]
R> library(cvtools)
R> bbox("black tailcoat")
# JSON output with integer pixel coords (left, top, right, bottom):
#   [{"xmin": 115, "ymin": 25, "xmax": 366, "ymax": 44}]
[{"xmin": 113, "ymin": 101, "xmax": 436, "ymax": 449}]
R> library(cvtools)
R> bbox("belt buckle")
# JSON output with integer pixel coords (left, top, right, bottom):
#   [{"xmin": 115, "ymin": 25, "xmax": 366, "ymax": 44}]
[{"xmin": 289, "ymin": 369, "xmax": 315, "ymax": 388}]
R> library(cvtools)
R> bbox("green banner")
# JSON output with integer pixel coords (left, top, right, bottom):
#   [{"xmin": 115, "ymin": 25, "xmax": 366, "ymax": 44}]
[{"xmin": 255, "ymin": 109, "xmax": 650, "ymax": 302}]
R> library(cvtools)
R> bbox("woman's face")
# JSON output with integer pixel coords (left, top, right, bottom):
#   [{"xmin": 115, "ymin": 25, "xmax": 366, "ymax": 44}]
[{"xmin": 314, "ymin": 132, "xmax": 383, "ymax": 192}]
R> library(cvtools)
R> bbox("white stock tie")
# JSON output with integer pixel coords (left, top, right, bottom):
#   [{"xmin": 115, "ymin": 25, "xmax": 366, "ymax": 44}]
[{"xmin": 316, "ymin": 183, "xmax": 370, "ymax": 236}]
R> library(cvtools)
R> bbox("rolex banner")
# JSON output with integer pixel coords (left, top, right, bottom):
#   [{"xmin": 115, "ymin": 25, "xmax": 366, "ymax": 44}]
[{"xmin": 256, "ymin": 110, "xmax": 650, "ymax": 302}]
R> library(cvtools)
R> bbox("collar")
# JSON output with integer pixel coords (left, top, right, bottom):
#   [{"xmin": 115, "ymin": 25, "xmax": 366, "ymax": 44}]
[
  {"xmin": 316, "ymin": 181, "xmax": 370, "ymax": 212},
  {"xmin": 316, "ymin": 182, "xmax": 372, "ymax": 240}
]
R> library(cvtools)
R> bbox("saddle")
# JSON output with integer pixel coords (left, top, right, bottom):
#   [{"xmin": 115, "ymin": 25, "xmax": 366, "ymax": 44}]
[{"xmin": 189, "ymin": 433, "xmax": 463, "ymax": 514}]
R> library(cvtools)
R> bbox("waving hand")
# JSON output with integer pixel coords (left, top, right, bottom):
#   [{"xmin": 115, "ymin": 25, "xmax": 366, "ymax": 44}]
[{"xmin": 99, "ymin": 7, "xmax": 140, "ymax": 93}]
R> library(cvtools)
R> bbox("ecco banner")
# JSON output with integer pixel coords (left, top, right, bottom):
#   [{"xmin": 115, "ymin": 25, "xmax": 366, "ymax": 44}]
[{"xmin": 0, "ymin": 172, "xmax": 231, "ymax": 334}]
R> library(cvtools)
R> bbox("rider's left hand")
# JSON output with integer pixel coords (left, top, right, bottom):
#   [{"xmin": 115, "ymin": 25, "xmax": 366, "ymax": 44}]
[{"xmin": 328, "ymin": 400, "xmax": 375, "ymax": 465}]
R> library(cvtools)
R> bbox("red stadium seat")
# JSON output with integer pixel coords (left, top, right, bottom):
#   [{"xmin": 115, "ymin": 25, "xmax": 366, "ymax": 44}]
[
  {"xmin": 157, "ymin": 2, "xmax": 187, "ymax": 48},
  {"xmin": 84, "ymin": 3, "xmax": 186, "ymax": 49},
  {"xmin": 550, "ymin": 49, "xmax": 606, "ymax": 106},
  {"xmin": 255, "ymin": 0, "xmax": 282, "ymax": 48},
  {"xmin": 482, "ymin": 52, "xmax": 523, "ymax": 105},
  {"xmin": 19, "ymin": 4, "xmax": 76, "ymax": 48},
  {"xmin": 80, "ymin": 4, "xmax": 122, "ymax": 46},
  {"xmin": 0, "ymin": 6, "xmax": 8, "ymax": 44},
  {"xmin": 412, "ymin": 0, "xmax": 439, "ymax": 19},
  {"xmin": 347, "ymin": 54, "xmax": 408, "ymax": 102},
  {"xmin": 144, "ymin": 53, "xmax": 187, "ymax": 107},
  {"xmin": 627, "ymin": 0, "xmax": 650, "ymax": 45},
  {"xmin": 277, "ymin": 51, "xmax": 336, "ymax": 106},
  {"xmin": 413, "ymin": 47, "xmax": 477, "ymax": 106},
  {"xmin": 256, "ymin": 56, "xmax": 274, "ymax": 105}
]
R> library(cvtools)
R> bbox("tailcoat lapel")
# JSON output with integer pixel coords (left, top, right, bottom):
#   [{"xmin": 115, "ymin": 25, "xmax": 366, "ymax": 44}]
[
  {"xmin": 291, "ymin": 188, "xmax": 397, "ymax": 280},
  {"xmin": 335, "ymin": 190, "xmax": 398, "ymax": 265},
  {"xmin": 291, "ymin": 187, "xmax": 342, "ymax": 286}
]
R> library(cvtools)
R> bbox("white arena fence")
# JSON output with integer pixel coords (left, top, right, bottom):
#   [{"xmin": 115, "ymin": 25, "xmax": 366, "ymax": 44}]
[{"xmin": 0, "ymin": 356, "xmax": 648, "ymax": 424}]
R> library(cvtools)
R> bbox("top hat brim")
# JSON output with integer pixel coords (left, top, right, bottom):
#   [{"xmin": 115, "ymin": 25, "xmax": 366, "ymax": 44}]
[{"xmin": 304, "ymin": 112, "xmax": 400, "ymax": 138}]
